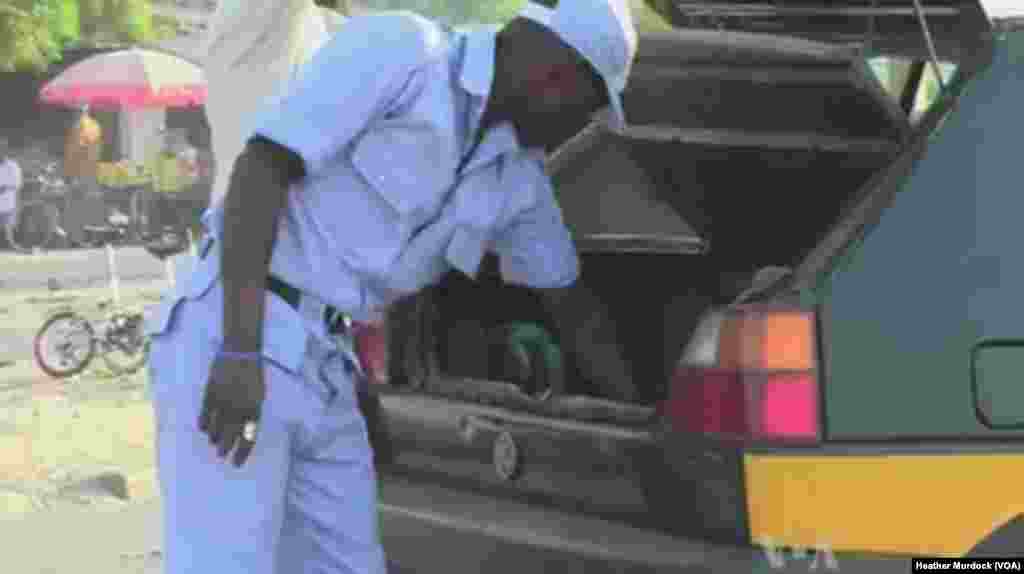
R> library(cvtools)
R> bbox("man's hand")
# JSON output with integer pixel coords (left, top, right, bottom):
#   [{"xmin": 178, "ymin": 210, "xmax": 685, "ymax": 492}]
[
  {"xmin": 207, "ymin": 136, "xmax": 302, "ymax": 468},
  {"xmin": 538, "ymin": 281, "xmax": 637, "ymax": 402},
  {"xmin": 199, "ymin": 355, "xmax": 266, "ymax": 467}
]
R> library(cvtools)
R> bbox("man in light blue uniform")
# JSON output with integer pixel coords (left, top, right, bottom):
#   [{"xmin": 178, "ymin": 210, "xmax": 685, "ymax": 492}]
[{"xmin": 146, "ymin": 0, "xmax": 637, "ymax": 572}]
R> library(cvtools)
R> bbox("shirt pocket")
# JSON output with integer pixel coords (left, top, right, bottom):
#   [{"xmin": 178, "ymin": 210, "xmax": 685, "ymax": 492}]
[
  {"xmin": 144, "ymin": 252, "xmax": 221, "ymax": 339},
  {"xmin": 349, "ymin": 121, "xmax": 455, "ymax": 232}
]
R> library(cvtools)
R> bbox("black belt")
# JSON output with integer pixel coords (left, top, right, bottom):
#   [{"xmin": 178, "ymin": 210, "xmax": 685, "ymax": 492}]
[{"xmin": 266, "ymin": 275, "xmax": 348, "ymax": 334}]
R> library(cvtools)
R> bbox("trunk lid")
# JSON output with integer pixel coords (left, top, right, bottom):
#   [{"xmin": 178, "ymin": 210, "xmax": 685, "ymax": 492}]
[
  {"xmin": 550, "ymin": 29, "xmax": 908, "ymax": 274},
  {"xmin": 641, "ymin": 0, "xmax": 992, "ymax": 61}
]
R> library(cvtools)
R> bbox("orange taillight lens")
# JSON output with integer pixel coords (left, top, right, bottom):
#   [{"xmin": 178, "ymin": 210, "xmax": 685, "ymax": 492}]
[{"xmin": 717, "ymin": 309, "xmax": 816, "ymax": 371}]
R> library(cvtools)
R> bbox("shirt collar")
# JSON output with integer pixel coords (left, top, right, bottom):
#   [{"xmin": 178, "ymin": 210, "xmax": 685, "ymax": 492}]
[
  {"xmin": 457, "ymin": 25, "xmax": 538, "ymax": 170},
  {"xmin": 458, "ymin": 25, "xmax": 498, "ymax": 102}
]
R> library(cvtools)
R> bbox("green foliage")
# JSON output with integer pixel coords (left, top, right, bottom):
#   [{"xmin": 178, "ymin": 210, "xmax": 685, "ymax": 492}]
[
  {"xmin": 53, "ymin": 0, "xmax": 79, "ymax": 42},
  {"xmin": 110, "ymin": 0, "xmax": 153, "ymax": 43},
  {"xmin": 362, "ymin": 0, "xmax": 522, "ymax": 25},
  {"xmin": 632, "ymin": 0, "xmax": 671, "ymax": 32},
  {"xmin": 0, "ymin": 1, "xmax": 59, "ymax": 73},
  {"xmin": 362, "ymin": 0, "xmax": 671, "ymax": 29},
  {"xmin": 149, "ymin": 12, "xmax": 180, "ymax": 41},
  {"xmin": 0, "ymin": 0, "xmax": 158, "ymax": 72},
  {"xmin": 78, "ymin": 0, "xmax": 103, "ymax": 35}
]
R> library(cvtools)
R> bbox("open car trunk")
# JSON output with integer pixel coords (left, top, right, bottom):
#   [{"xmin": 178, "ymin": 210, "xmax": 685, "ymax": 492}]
[
  {"xmin": 395, "ymin": 30, "xmax": 910, "ymax": 423},
  {"xmin": 643, "ymin": 0, "xmax": 992, "ymax": 61}
]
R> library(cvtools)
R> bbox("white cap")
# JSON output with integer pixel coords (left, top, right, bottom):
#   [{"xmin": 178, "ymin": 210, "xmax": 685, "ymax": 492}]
[{"xmin": 517, "ymin": 0, "xmax": 637, "ymax": 129}]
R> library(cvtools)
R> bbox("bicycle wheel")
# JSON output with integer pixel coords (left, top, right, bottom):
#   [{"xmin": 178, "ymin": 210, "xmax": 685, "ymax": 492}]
[
  {"xmin": 102, "ymin": 312, "xmax": 150, "ymax": 375},
  {"xmin": 33, "ymin": 311, "xmax": 96, "ymax": 378},
  {"xmin": 6, "ymin": 200, "xmax": 58, "ymax": 253}
]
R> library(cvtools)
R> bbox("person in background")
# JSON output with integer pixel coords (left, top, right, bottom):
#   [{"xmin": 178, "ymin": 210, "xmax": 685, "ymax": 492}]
[
  {"xmin": 0, "ymin": 138, "xmax": 22, "ymax": 230},
  {"xmin": 62, "ymin": 105, "xmax": 107, "ymax": 245},
  {"xmin": 63, "ymin": 105, "xmax": 102, "ymax": 185}
]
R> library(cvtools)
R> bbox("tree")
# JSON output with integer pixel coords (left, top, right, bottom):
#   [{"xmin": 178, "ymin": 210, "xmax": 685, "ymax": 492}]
[
  {"xmin": 360, "ymin": 0, "xmax": 671, "ymax": 30},
  {"xmin": 79, "ymin": 0, "xmax": 155, "ymax": 44},
  {"xmin": 0, "ymin": 0, "xmax": 77, "ymax": 72},
  {"xmin": 0, "ymin": 0, "xmax": 167, "ymax": 73}
]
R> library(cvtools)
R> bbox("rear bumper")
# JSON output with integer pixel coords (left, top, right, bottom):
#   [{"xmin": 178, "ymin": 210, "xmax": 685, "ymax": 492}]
[
  {"xmin": 648, "ymin": 432, "xmax": 1024, "ymax": 557},
  {"xmin": 742, "ymin": 444, "xmax": 1024, "ymax": 557},
  {"xmin": 379, "ymin": 471, "xmax": 915, "ymax": 573}
]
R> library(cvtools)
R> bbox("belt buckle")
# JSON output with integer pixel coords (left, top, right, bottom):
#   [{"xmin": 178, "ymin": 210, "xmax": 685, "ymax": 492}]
[{"xmin": 325, "ymin": 308, "xmax": 348, "ymax": 334}]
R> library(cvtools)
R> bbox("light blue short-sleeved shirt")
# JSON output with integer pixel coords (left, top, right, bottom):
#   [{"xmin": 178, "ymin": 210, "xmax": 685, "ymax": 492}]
[{"xmin": 203, "ymin": 11, "xmax": 579, "ymax": 320}]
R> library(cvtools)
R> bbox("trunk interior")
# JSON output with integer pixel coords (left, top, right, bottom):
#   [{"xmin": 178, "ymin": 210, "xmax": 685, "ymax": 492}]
[
  {"xmin": 428, "ymin": 146, "xmax": 889, "ymax": 410},
  {"xmin": 401, "ymin": 30, "xmax": 914, "ymax": 422}
]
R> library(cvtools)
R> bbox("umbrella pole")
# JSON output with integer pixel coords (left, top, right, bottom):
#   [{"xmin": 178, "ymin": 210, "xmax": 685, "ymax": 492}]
[{"xmin": 105, "ymin": 243, "xmax": 121, "ymax": 304}]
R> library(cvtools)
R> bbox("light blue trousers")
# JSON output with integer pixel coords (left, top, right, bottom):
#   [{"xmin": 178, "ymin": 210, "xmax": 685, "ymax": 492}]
[{"xmin": 147, "ymin": 272, "xmax": 387, "ymax": 574}]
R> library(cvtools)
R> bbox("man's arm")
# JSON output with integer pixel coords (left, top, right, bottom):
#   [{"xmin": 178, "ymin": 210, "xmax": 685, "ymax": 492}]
[
  {"xmin": 490, "ymin": 169, "xmax": 637, "ymax": 402},
  {"xmin": 201, "ymin": 13, "xmax": 440, "ymax": 466},
  {"xmin": 220, "ymin": 137, "xmax": 304, "ymax": 352},
  {"xmin": 534, "ymin": 282, "xmax": 637, "ymax": 403}
]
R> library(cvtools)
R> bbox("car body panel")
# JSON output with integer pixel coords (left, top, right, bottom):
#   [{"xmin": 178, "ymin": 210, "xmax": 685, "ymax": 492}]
[
  {"xmin": 744, "ymin": 450, "xmax": 1024, "ymax": 556},
  {"xmin": 379, "ymin": 470, "xmax": 929, "ymax": 573},
  {"xmin": 812, "ymin": 25, "xmax": 1024, "ymax": 440},
  {"xmin": 379, "ymin": 391, "xmax": 654, "ymax": 519}
]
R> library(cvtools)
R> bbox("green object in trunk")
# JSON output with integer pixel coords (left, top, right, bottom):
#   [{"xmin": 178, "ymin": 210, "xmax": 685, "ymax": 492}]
[{"xmin": 502, "ymin": 322, "xmax": 563, "ymax": 397}]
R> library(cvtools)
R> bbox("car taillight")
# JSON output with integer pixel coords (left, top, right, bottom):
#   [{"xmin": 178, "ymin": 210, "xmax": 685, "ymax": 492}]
[
  {"xmin": 352, "ymin": 319, "xmax": 388, "ymax": 386},
  {"xmin": 665, "ymin": 305, "xmax": 820, "ymax": 443}
]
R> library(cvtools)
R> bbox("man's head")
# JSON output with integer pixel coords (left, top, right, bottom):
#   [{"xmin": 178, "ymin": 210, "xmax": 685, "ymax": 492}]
[{"xmin": 492, "ymin": 0, "xmax": 637, "ymax": 151}]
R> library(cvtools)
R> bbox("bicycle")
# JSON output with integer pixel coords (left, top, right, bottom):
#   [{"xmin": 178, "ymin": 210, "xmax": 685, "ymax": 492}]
[{"xmin": 33, "ymin": 300, "xmax": 150, "ymax": 379}]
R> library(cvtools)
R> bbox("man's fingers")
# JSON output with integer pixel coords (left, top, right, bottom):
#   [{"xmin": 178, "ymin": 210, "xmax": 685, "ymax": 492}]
[
  {"xmin": 198, "ymin": 384, "xmax": 212, "ymax": 432},
  {"xmin": 207, "ymin": 408, "xmax": 223, "ymax": 445},
  {"xmin": 198, "ymin": 397, "xmax": 213, "ymax": 434},
  {"xmin": 217, "ymin": 420, "xmax": 242, "ymax": 459},
  {"xmin": 233, "ymin": 433, "xmax": 255, "ymax": 468}
]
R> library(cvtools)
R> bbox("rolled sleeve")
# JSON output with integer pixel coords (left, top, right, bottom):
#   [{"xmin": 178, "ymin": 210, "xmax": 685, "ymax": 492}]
[
  {"xmin": 492, "ymin": 174, "xmax": 579, "ymax": 289},
  {"xmin": 251, "ymin": 13, "xmax": 440, "ymax": 176}
]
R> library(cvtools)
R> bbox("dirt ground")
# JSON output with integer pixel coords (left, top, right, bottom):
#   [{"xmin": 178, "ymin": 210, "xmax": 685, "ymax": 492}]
[{"xmin": 0, "ymin": 283, "xmax": 164, "ymax": 516}]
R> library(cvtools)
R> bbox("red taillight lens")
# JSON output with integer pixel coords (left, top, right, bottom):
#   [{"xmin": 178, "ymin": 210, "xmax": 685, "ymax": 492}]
[
  {"xmin": 352, "ymin": 320, "xmax": 388, "ymax": 386},
  {"xmin": 666, "ymin": 306, "xmax": 820, "ymax": 443}
]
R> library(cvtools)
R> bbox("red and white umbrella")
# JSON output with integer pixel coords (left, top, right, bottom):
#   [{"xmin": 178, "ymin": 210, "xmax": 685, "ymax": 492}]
[{"xmin": 39, "ymin": 47, "xmax": 207, "ymax": 109}]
